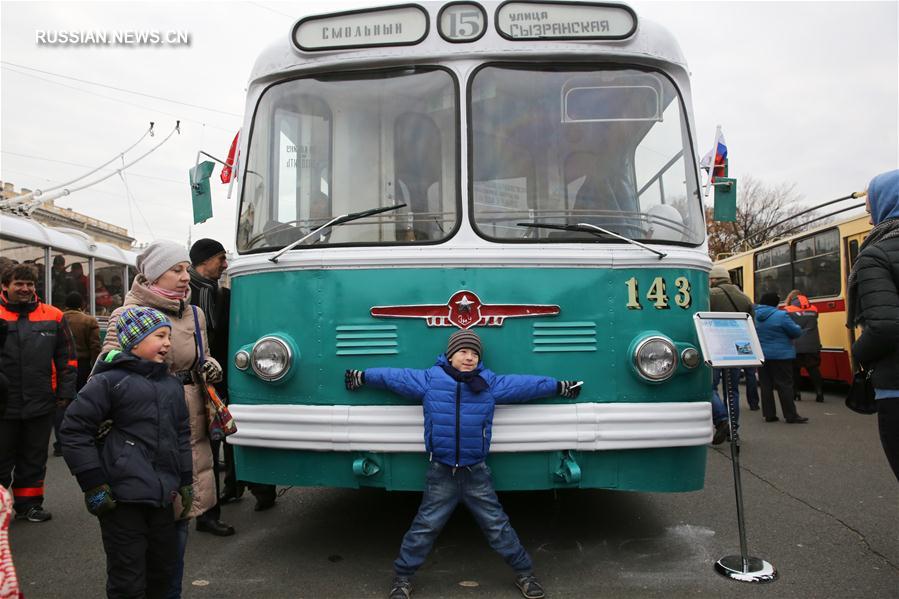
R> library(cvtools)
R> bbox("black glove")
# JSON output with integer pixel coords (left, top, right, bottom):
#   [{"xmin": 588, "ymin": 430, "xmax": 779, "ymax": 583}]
[
  {"xmin": 345, "ymin": 369, "xmax": 365, "ymax": 391},
  {"xmin": 84, "ymin": 483, "xmax": 117, "ymax": 517},
  {"xmin": 558, "ymin": 380, "xmax": 583, "ymax": 399}
]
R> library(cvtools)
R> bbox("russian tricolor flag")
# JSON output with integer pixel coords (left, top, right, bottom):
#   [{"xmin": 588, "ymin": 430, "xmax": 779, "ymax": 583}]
[{"xmin": 701, "ymin": 127, "xmax": 728, "ymax": 182}]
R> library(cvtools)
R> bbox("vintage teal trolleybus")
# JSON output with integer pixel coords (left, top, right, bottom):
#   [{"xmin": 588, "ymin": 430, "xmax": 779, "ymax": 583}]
[{"xmin": 227, "ymin": 1, "xmax": 713, "ymax": 492}]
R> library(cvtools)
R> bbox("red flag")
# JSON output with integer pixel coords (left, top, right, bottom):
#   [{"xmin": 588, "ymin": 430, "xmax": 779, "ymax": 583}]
[{"xmin": 220, "ymin": 131, "xmax": 239, "ymax": 184}]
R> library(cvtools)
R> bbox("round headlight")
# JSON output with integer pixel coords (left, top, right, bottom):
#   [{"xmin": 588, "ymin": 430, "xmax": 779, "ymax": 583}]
[
  {"xmin": 234, "ymin": 350, "xmax": 250, "ymax": 371},
  {"xmin": 681, "ymin": 347, "xmax": 701, "ymax": 369},
  {"xmin": 251, "ymin": 337, "xmax": 292, "ymax": 381},
  {"xmin": 634, "ymin": 337, "xmax": 677, "ymax": 381}
]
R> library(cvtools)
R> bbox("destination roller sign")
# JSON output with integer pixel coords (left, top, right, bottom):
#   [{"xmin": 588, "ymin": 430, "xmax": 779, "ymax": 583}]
[
  {"xmin": 292, "ymin": 4, "xmax": 429, "ymax": 52},
  {"xmin": 495, "ymin": 1, "xmax": 637, "ymax": 41}
]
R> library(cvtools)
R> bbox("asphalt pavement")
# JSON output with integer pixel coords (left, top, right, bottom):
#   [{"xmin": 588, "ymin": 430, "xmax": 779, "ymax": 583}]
[{"xmin": 8, "ymin": 385, "xmax": 899, "ymax": 598}]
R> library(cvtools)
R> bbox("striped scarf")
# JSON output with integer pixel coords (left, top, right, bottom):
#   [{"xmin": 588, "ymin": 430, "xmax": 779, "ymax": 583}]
[{"xmin": 188, "ymin": 267, "xmax": 219, "ymax": 331}]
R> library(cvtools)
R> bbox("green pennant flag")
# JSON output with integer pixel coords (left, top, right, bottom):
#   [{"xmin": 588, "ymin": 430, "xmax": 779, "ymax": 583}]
[
  {"xmin": 713, "ymin": 178, "xmax": 737, "ymax": 222},
  {"xmin": 189, "ymin": 160, "xmax": 215, "ymax": 224}
]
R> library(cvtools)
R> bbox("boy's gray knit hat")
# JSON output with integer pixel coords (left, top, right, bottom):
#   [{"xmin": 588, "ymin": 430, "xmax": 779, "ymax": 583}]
[
  {"xmin": 137, "ymin": 240, "xmax": 190, "ymax": 283},
  {"xmin": 447, "ymin": 330, "xmax": 482, "ymax": 359}
]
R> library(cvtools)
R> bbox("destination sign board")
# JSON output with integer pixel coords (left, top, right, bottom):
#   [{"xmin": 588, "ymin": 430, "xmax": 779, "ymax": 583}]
[
  {"xmin": 496, "ymin": 1, "xmax": 637, "ymax": 41},
  {"xmin": 292, "ymin": 5, "xmax": 429, "ymax": 51}
]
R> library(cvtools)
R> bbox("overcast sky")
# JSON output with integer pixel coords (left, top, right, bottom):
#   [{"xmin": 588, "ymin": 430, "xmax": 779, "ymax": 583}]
[{"xmin": 1, "ymin": 1, "xmax": 897, "ymax": 251}]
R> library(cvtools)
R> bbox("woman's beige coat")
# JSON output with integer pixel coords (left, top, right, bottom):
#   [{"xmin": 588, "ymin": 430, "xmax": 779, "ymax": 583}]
[{"xmin": 102, "ymin": 275, "xmax": 218, "ymax": 518}]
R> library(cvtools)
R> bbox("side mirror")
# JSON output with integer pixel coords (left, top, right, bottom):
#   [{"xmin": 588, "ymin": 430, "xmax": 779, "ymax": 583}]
[
  {"xmin": 713, "ymin": 178, "xmax": 737, "ymax": 222},
  {"xmin": 189, "ymin": 160, "xmax": 215, "ymax": 224}
]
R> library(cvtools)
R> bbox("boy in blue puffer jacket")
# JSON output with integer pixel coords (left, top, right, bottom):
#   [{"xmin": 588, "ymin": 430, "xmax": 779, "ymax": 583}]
[
  {"xmin": 345, "ymin": 329, "xmax": 583, "ymax": 599},
  {"xmin": 61, "ymin": 306, "xmax": 193, "ymax": 599}
]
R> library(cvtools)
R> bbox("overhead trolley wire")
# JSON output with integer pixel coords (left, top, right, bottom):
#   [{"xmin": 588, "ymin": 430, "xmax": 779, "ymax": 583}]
[
  {"xmin": 1, "ymin": 60, "xmax": 242, "ymax": 117},
  {"xmin": 1, "ymin": 65, "xmax": 235, "ymax": 133},
  {"xmin": 3, "ymin": 123, "xmax": 182, "ymax": 215},
  {"xmin": 2, "ymin": 150, "xmax": 187, "ymax": 186},
  {"xmin": 7, "ymin": 125, "xmax": 154, "ymax": 204}
]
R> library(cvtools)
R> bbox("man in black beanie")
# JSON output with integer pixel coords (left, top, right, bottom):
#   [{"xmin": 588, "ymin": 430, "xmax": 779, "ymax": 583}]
[
  {"xmin": 188, "ymin": 240, "xmax": 237, "ymax": 536},
  {"xmin": 188, "ymin": 239, "xmax": 278, "ymax": 523}
]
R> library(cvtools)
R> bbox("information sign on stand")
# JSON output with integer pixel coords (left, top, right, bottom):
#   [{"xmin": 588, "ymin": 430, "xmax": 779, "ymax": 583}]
[
  {"xmin": 694, "ymin": 311, "xmax": 763, "ymax": 368},
  {"xmin": 693, "ymin": 312, "xmax": 777, "ymax": 584}
]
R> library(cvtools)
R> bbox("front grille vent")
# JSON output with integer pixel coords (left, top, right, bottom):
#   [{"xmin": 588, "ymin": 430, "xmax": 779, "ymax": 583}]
[
  {"xmin": 336, "ymin": 324, "xmax": 398, "ymax": 356},
  {"xmin": 532, "ymin": 321, "xmax": 597, "ymax": 353}
]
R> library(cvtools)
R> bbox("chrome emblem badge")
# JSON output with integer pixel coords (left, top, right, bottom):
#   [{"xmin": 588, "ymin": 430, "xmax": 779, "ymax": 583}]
[{"xmin": 370, "ymin": 290, "xmax": 560, "ymax": 329}]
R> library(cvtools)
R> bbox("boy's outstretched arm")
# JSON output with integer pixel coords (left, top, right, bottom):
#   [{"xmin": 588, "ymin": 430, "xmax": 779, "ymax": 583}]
[
  {"xmin": 344, "ymin": 367, "xmax": 428, "ymax": 401},
  {"xmin": 492, "ymin": 374, "xmax": 584, "ymax": 404}
]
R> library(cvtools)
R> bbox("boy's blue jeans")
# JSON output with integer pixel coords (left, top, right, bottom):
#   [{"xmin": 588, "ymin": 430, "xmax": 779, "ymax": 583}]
[{"xmin": 394, "ymin": 461, "xmax": 533, "ymax": 577}]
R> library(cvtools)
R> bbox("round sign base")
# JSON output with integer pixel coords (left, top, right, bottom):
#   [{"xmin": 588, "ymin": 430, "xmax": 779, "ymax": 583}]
[{"xmin": 714, "ymin": 555, "xmax": 777, "ymax": 583}]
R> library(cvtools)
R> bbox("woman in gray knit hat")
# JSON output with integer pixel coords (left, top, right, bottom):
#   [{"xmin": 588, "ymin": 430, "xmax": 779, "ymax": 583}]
[{"xmin": 102, "ymin": 239, "xmax": 231, "ymax": 597}]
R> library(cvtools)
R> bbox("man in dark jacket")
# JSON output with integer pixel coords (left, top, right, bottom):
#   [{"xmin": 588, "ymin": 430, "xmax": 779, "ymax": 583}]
[
  {"xmin": 785, "ymin": 291, "xmax": 824, "ymax": 402},
  {"xmin": 53, "ymin": 291, "xmax": 101, "ymax": 457},
  {"xmin": 0, "ymin": 263, "xmax": 77, "ymax": 522},
  {"xmin": 709, "ymin": 265, "xmax": 755, "ymax": 441},
  {"xmin": 848, "ymin": 168, "xmax": 899, "ymax": 481},
  {"xmin": 187, "ymin": 238, "xmax": 241, "ymax": 536}
]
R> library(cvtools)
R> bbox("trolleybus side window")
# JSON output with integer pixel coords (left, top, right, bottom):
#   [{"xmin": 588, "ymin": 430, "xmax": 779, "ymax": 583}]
[
  {"xmin": 754, "ymin": 243, "xmax": 791, "ymax": 301},
  {"xmin": 0, "ymin": 237, "xmax": 47, "ymax": 300},
  {"xmin": 792, "ymin": 228, "xmax": 839, "ymax": 298},
  {"xmin": 470, "ymin": 65, "xmax": 703, "ymax": 244},
  {"xmin": 94, "ymin": 260, "xmax": 126, "ymax": 316},
  {"xmin": 238, "ymin": 67, "xmax": 458, "ymax": 252},
  {"xmin": 848, "ymin": 239, "xmax": 860, "ymax": 266},
  {"xmin": 50, "ymin": 253, "xmax": 88, "ymax": 310},
  {"xmin": 729, "ymin": 266, "xmax": 744, "ymax": 291}
]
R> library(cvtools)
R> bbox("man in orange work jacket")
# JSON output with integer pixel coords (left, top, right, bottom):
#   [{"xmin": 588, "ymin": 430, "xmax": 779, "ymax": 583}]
[
  {"xmin": 0, "ymin": 263, "xmax": 76, "ymax": 522},
  {"xmin": 784, "ymin": 290, "xmax": 824, "ymax": 403}
]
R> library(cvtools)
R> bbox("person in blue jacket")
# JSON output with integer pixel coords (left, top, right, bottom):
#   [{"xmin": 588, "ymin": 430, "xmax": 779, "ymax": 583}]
[
  {"xmin": 345, "ymin": 329, "xmax": 582, "ymax": 599},
  {"xmin": 754, "ymin": 292, "xmax": 808, "ymax": 423}
]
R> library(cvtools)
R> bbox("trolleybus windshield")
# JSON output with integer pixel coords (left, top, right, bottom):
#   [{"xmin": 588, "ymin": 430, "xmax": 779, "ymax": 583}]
[
  {"xmin": 238, "ymin": 67, "xmax": 458, "ymax": 252},
  {"xmin": 471, "ymin": 65, "xmax": 703, "ymax": 245}
]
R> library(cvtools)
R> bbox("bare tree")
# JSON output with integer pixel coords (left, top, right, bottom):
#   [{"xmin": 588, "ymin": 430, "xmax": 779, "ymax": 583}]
[{"xmin": 707, "ymin": 176, "xmax": 814, "ymax": 259}]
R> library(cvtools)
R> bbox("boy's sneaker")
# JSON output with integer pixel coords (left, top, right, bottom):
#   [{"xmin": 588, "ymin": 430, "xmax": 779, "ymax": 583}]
[
  {"xmin": 515, "ymin": 573, "xmax": 545, "ymax": 599},
  {"xmin": 388, "ymin": 576, "xmax": 412, "ymax": 599},
  {"xmin": 16, "ymin": 506, "xmax": 52, "ymax": 522}
]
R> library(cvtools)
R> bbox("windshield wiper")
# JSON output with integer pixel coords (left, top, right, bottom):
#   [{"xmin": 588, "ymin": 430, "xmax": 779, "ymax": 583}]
[
  {"xmin": 516, "ymin": 222, "xmax": 666, "ymax": 259},
  {"xmin": 270, "ymin": 203, "xmax": 407, "ymax": 263}
]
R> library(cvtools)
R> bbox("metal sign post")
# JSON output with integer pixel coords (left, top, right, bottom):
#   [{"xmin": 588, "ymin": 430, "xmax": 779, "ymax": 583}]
[{"xmin": 693, "ymin": 312, "xmax": 777, "ymax": 583}]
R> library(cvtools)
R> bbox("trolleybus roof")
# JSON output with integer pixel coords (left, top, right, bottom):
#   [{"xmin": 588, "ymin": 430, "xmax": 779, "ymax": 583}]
[{"xmin": 0, "ymin": 212, "xmax": 137, "ymax": 265}]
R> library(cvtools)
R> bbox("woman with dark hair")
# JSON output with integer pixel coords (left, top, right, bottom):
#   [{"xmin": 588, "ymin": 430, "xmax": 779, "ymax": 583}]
[
  {"xmin": 754, "ymin": 292, "xmax": 807, "ymax": 424},
  {"xmin": 847, "ymin": 169, "xmax": 899, "ymax": 481}
]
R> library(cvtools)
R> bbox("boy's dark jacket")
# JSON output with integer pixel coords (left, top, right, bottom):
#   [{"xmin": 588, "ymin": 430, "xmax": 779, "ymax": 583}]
[
  {"xmin": 60, "ymin": 350, "xmax": 192, "ymax": 506},
  {"xmin": 365, "ymin": 354, "xmax": 559, "ymax": 467}
]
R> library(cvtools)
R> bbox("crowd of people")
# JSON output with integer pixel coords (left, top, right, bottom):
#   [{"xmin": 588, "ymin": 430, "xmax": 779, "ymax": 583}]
[
  {"xmin": 707, "ymin": 169, "xmax": 899, "ymax": 487},
  {"xmin": 0, "ymin": 238, "xmax": 277, "ymax": 599},
  {"xmin": 1, "ymin": 169, "xmax": 897, "ymax": 598}
]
